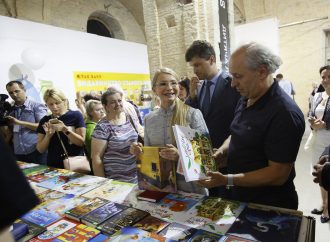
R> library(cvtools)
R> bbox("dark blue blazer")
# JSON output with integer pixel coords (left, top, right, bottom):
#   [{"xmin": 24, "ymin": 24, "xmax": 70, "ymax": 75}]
[{"xmin": 186, "ymin": 72, "xmax": 240, "ymax": 148}]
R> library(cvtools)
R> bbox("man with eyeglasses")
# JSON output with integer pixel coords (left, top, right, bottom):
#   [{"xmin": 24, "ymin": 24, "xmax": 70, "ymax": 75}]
[
  {"xmin": 6, "ymin": 80, "xmax": 47, "ymax": 164},
  {"xmin": 185, "ymin": 40, "xmax": 240, "ymax": 197}
]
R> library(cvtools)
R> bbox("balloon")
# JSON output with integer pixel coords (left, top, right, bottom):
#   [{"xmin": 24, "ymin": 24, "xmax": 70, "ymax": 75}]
[{"xmin": 21, "ymin": 48, "xmax": 45, "ymax": 70}]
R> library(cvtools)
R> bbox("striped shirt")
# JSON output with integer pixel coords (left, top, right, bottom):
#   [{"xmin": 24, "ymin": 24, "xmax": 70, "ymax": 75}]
[{"xmin": 92, "ymin": 117, "xmax": 138, "ymax": 183}]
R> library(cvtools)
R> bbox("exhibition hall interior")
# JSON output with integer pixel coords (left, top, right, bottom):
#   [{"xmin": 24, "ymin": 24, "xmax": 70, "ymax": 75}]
[{"xmin": 0, "ymin": 0, "xmax": 330, "ymax": 241}]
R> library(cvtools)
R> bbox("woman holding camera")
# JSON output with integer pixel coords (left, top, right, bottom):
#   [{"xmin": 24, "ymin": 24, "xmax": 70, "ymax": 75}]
[{"xmin": 36, "ymin": 88, "xmax": 86, "ymax": 168}]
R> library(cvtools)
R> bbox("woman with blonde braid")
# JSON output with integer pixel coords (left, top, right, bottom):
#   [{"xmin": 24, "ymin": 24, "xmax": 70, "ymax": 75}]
[{"xmin": 130, "ymin": 67, "xmax": 208, "ymax": 194}]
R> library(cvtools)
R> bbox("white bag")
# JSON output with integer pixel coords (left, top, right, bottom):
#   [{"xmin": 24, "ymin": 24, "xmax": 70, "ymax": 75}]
[{"xmin": 304, "ymin": 131, "xmax": 315, "ymax": 151}]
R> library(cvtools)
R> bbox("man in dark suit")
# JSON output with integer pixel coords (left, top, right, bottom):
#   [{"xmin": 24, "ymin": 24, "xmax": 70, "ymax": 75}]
[{"xmin": 185, "ymin": 40, "xmax": 240, "ymax": 196}]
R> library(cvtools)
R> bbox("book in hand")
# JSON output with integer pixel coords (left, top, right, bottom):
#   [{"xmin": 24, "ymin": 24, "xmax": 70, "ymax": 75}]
[
  {"xmin": 132, "ymin": 215, "xmax": 169, "ymax": 233},
  {"xmin": 137, "ymin": 190, "xmax": 169, "ymax": 203},
  {"xmin": 109, "ymin": 226, "xmax": 166, "ymax": 242},
  {"xmin": 97, "ymin": 207, "xmax": 149, "ymax": 236},
  {"xmin": 226, "ymin": 205, "xmax": 302, "ymax": 242},
  {"xmin": 137, "ymin": 146, "xmax": 177, "ymax": 193},
  {"xmin": 81, "ymin": 202, "xmax": 128, "ymax": 228},
  {"xmin": 65, "ymin": 197, "xmax": 109, "ymax": 222},
  {"xmin": 172, "ymin": 124, "xmax": 217, "ymax": 182}
]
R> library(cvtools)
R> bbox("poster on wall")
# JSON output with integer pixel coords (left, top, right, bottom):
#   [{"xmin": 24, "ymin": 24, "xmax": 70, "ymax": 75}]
[{"xmin": 0, "ymin": 16, "xmax": 150, "ymax": 109}]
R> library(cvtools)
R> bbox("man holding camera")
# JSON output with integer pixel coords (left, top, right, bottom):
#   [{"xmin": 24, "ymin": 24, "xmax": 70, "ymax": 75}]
[{"xmin": 5, "ymin": 81, "xmax": 47, "ymax": 164}]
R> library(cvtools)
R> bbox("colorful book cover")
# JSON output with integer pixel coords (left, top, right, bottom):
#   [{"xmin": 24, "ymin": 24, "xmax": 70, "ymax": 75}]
[
  {"xmin": 15, "ymin": 219, "xmax": 46, "ymax": 242},
  {"xmin": 97, "ymin": 208, "xmax": 149, "ymax": 236},
  {"xmin": 137, "ymin": 146, "xmax": 177, "ymax": 193},
  {"xmin": 108, "ymin": 226, "xmax": 167, "ymax": 242},
  {"xmin": 65, "ymin": 197, "xmax": 109, "ymax": 222},
  {"xmin": 158, "ymin": 222, "xmax": 197, "ymax": 242},
  {"xmin": 29, "ymin": 219, "xmax": 77, "ymax": 242},
  {"xmin": 83, "ymin": 179, "xmax": 137, "ymax": 204},
  {"xmin": 52, "ymin": 224, "xmax": 100, "ymax": 242},
  {"xmin": 178, "ymin": 197, "xmax": 246, "ymax": 235},
  {"xmin": 17, "ymin": 161, "xmax": 39, "ymax": 169},
  {"xmin": 224, "ymin": 235, "xmax": 255, "ymax": 242},
  {"xmin": 22, "ymin": 208, "xmax": 61, "ymax": 227},
  {"xmin": 29, "ymin": 181, "xmax": 49, "ymax": 195},
  {"xmin": 89, "ymin": 233, "xmax": 109, "ymax": 242},
  {"xmin": 52, "ymin": 175, "xmax": 107, "ymax": 195},
  {"xmin": 22, "ymin": 165, "xmax": 48, "ymax": 176},
  {"xmin": 28, "ymin": 168, "xmax": 69, "ymax": 183},
  {"xmin": 226, "ymin": 206, "xmax": 302, "ymax": 242},
  {"xmin": 38, "ymin": 193, "xmax": 87, "ymax": 217},
  {"xmin": 37, "ymin": 190, "xmax": 69, "ymax": 205},
  {"xmin": 132, "ymin": 215, "xmax": 169, "ymax": 233},
  {"xmin": 173, "ymin": 125, "xmax": 217, "ymax": 182},
  {"xmin": 187, "ymin": 229, "xmax": 225, "ymax": 242},
  {"xmin": 135, "ymin": 191, "xmax": 204, "ymax": 221},
  {"xmin": 137, "ymin": 190, "xmax": 169, "ymax": 203},
  {"xmin": 37, "ymin": 172, "xmax": 84, "ymax": 190},
  {"xmin": 81, "ymin": 202, "xmax": 128, "ymax": 228}
]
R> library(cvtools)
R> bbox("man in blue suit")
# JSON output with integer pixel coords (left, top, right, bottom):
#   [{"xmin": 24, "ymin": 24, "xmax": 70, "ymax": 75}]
[{"xmin": 185, "ymin": 40, "xmax": 240, "ymax": 196}]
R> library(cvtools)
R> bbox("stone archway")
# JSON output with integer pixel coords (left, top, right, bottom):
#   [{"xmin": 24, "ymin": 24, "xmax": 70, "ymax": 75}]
[{"xmin": 87, "ymin": 10, "xmax": 126, "ymax": 40}]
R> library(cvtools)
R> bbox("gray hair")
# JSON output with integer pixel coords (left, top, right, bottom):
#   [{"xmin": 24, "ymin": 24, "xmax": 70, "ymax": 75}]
[
  {"xmin": 152, "ymin": 67, "xmax": 179, "ymax": 89},
  {"xmin": 101, "ymin": 87, "xmax": 123, "ymax": 106},
  {"xmin": 239, "ymin": 42, "xmax": 282, "ymax": 74}
]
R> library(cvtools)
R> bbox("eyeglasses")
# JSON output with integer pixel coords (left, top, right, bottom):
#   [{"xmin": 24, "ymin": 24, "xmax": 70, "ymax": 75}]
[{"xmin": 156, "ymin": 81, "xmax": 179, "ymax": 88}]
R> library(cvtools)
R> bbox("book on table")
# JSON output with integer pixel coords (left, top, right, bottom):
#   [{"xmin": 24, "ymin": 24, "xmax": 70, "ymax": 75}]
[
  {"xmin": 172, "ymin": 124, "xmax": 217, "ymax": 182},
  {"xmin": 137, "ymin": 146, "xmax": 177, "ymax": 193},
  {"xmin": 137, "ymin": 190, "xmax": 169, "ymax": 203}
]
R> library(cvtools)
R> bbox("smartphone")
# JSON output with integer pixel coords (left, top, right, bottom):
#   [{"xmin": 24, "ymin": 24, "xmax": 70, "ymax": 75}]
[{"xmin": 49, "ymin": 118, "xmax": 60, "ymax": 124}]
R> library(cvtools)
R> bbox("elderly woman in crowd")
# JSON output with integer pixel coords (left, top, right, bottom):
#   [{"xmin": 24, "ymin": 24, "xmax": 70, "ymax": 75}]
[
  {"xmin": 85, "ymin": 99, "xmax": 105, "ymax": 161},
  {"xmin": 36, "ymin": 88, "xmax": 86, "ymax": 168},
  {"xmin": 308, "ymin": 65, "xmax": 330, "ymax": 223},
  {"xmin": 91, "ymin": 86, "xmax": 142, "ymax": 183},
  {"xmin": 130, "ymin": 67, "xmax": 209, "ymax": 194}
]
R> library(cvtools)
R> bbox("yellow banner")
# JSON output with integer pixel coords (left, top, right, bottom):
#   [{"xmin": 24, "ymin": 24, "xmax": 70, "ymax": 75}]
[{"xmin": 73, "ymin": 71, "xmax": 151, "ymax": 103}]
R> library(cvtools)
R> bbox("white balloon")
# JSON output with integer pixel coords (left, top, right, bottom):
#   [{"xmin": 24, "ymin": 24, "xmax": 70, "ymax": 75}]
[{"xmin": 21, "ymin": 48, "xmax": 45, "ymax": 70}]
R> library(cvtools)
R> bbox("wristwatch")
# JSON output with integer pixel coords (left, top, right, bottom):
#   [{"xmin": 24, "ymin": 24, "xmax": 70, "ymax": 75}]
[{"xmin": 226, "ymin": 174, "xmax": 234, "ymax": 190}]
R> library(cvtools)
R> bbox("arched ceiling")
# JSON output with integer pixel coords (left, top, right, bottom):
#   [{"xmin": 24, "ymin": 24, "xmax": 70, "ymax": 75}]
[{"xmin": 118, "ymin": 0, "xmax": 145, "ymax": 28}]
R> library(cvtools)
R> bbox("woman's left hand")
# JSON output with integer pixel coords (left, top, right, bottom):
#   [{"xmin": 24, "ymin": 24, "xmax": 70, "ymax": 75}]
[
  {"xmin": 159, "ymin": 144, "xmax": 179, "ymax": 161},
  {"xmin": 50, "ymin": 120, "xmax": 67, "ymax": 132}
]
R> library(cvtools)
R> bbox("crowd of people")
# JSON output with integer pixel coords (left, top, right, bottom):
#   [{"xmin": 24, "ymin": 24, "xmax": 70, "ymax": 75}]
[{"xmin": 2, "ymin": 40, "xmax": 330, "ymax": 232}]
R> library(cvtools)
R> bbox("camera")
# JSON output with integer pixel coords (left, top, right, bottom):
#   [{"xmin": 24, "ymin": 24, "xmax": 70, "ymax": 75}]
[{"xmin": 0, "ymin": 94, "xmax": 12, "ymax": 126}]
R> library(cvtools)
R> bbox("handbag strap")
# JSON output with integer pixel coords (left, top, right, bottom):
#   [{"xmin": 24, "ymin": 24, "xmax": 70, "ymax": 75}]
[
  {"xmin": 56, "ymin": 131, "xmax": 69, "ymax": 160},
  {"xmin": 128, "ymin": 114, "xmax": 139, "ymax": 135}
]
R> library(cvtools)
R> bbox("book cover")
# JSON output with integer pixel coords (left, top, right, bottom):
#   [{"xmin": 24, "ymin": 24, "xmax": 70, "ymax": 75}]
[
  {"xmin": 37, "ymin": 190, "xmax": 69, "ymax": 205},
  {"xmin": 108, "ymin": 226, "xmax": 167, "ymax": 242},
  {"xmin": 132, "ymin": 215, "xmax": 169, "ymax": 233},
  {"xmin": 22, "ymin": 165, "xmax": 48, "ymax": 176},
  {"xmin": 97, "ymin": 207, "xmax": 149, "ymax": 236},
  {"xmin": 21, "ymin": 208, "xmax": 61, "ymax": 227},
  {"xmin": 135, "ymin": 191, "xmax": 204, "ymax": 221},
  {"xmin": 52, "ymin": 224, "xmax": 100, "ymax": 242},
  {"xmin": 52, "ymin": 175, "xmax": 107, "ymax": 196},
  {"xmin": 29, "ymin": 219, "xmax": 77, "ymax": 242},
  {"xmin": 83, "ymin": 179, "xmax": 137, "ymax": 204},
  {"xmin": 137, "ymin": 190, "xmax": 169, "ymax": 203},
  {"xmin": 137, "ymin": 146, "xmax": 177, "ymax": 193},
  {"xmin": 17, "ymin": 161, "xmax": 39, "ymax": 169},
  {"xmin": 65, "ymin": 197, "xmax": 109, "ymax": 222},
  {"xmin": 28, "ymin": 168, "xmax": 69, "ymax": 183},
  {"xmin": 89, "ymin": 233, "xmax": 109, "ymax": 242},
  {"xmin": 178, "ymin": 197, "xmax": 246, "ymax": 235},
  {"xmin": 187, "ymin": 229, "xmax": 225, "ymax": 242},
  {"xmin": 224, "ymin": 235, "xmax": 254, "ymax": 242},
  {"xmin": 29, "ymin": 181, "xmax": 49, "ymax": 195},
  {"xmin": 15, "ymin": 219, "xmax": 46, "ymax": 242},
  {"xmin": 173, "ymin": 125, "xmax": 217, "ymax": 182},
  {"xmin": 158, "ymin": 222, "xmax": 197, "ymax": 242},
  {"xmin": 226, "ymin": 206, "xmax": 302, "ymax": 242},
  {"xmin": 81, "ymin": 202, "xmax": 127, "ymax": 228},
  {"xmin": 38, "ymin": 172, "xmax": 84, "ymax": 190}
]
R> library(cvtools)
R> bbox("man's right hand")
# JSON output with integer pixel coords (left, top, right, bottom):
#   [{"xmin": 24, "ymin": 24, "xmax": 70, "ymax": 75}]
[{"xmin": 189, "ymin": 76, "xmax": 201, "ymax": 100}]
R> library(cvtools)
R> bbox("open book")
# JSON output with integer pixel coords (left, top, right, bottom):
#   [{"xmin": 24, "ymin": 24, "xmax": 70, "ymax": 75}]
[
  {"xmin": 173, "ymin": 125, "xmax": 217, "ymax": 182},
  {"xmin": 137, "ymin": 146, "xmax": 177, "ymax": 193}
]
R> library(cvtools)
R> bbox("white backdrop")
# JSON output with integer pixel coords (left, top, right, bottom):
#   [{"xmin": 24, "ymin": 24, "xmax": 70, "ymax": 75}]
[
  {"xmin": 234, "ymin": 18, "xmax": 279, "ymax": 55},
  {"xmin": 0, "ymin": 16, "xmax": 150, "ymax": 108}
]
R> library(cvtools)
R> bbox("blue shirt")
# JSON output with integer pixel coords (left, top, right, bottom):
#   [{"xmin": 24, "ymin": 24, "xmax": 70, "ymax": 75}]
[
  {"xmin": 228, "ymin": 80, "xmax": 305, "ymax": 209},
  {"xmin": 9, "ymin": 98, "xmax": 47, "ymax": 155},
  {"xmin": 199, "ymin": 71, "xmax": 221, "ymax": 107}
]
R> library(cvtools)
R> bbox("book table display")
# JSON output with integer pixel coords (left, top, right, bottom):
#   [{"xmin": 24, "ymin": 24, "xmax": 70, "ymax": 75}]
[{"xmin": 13, "ymin": 161, "xmax": 315, "ymax": 242}]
